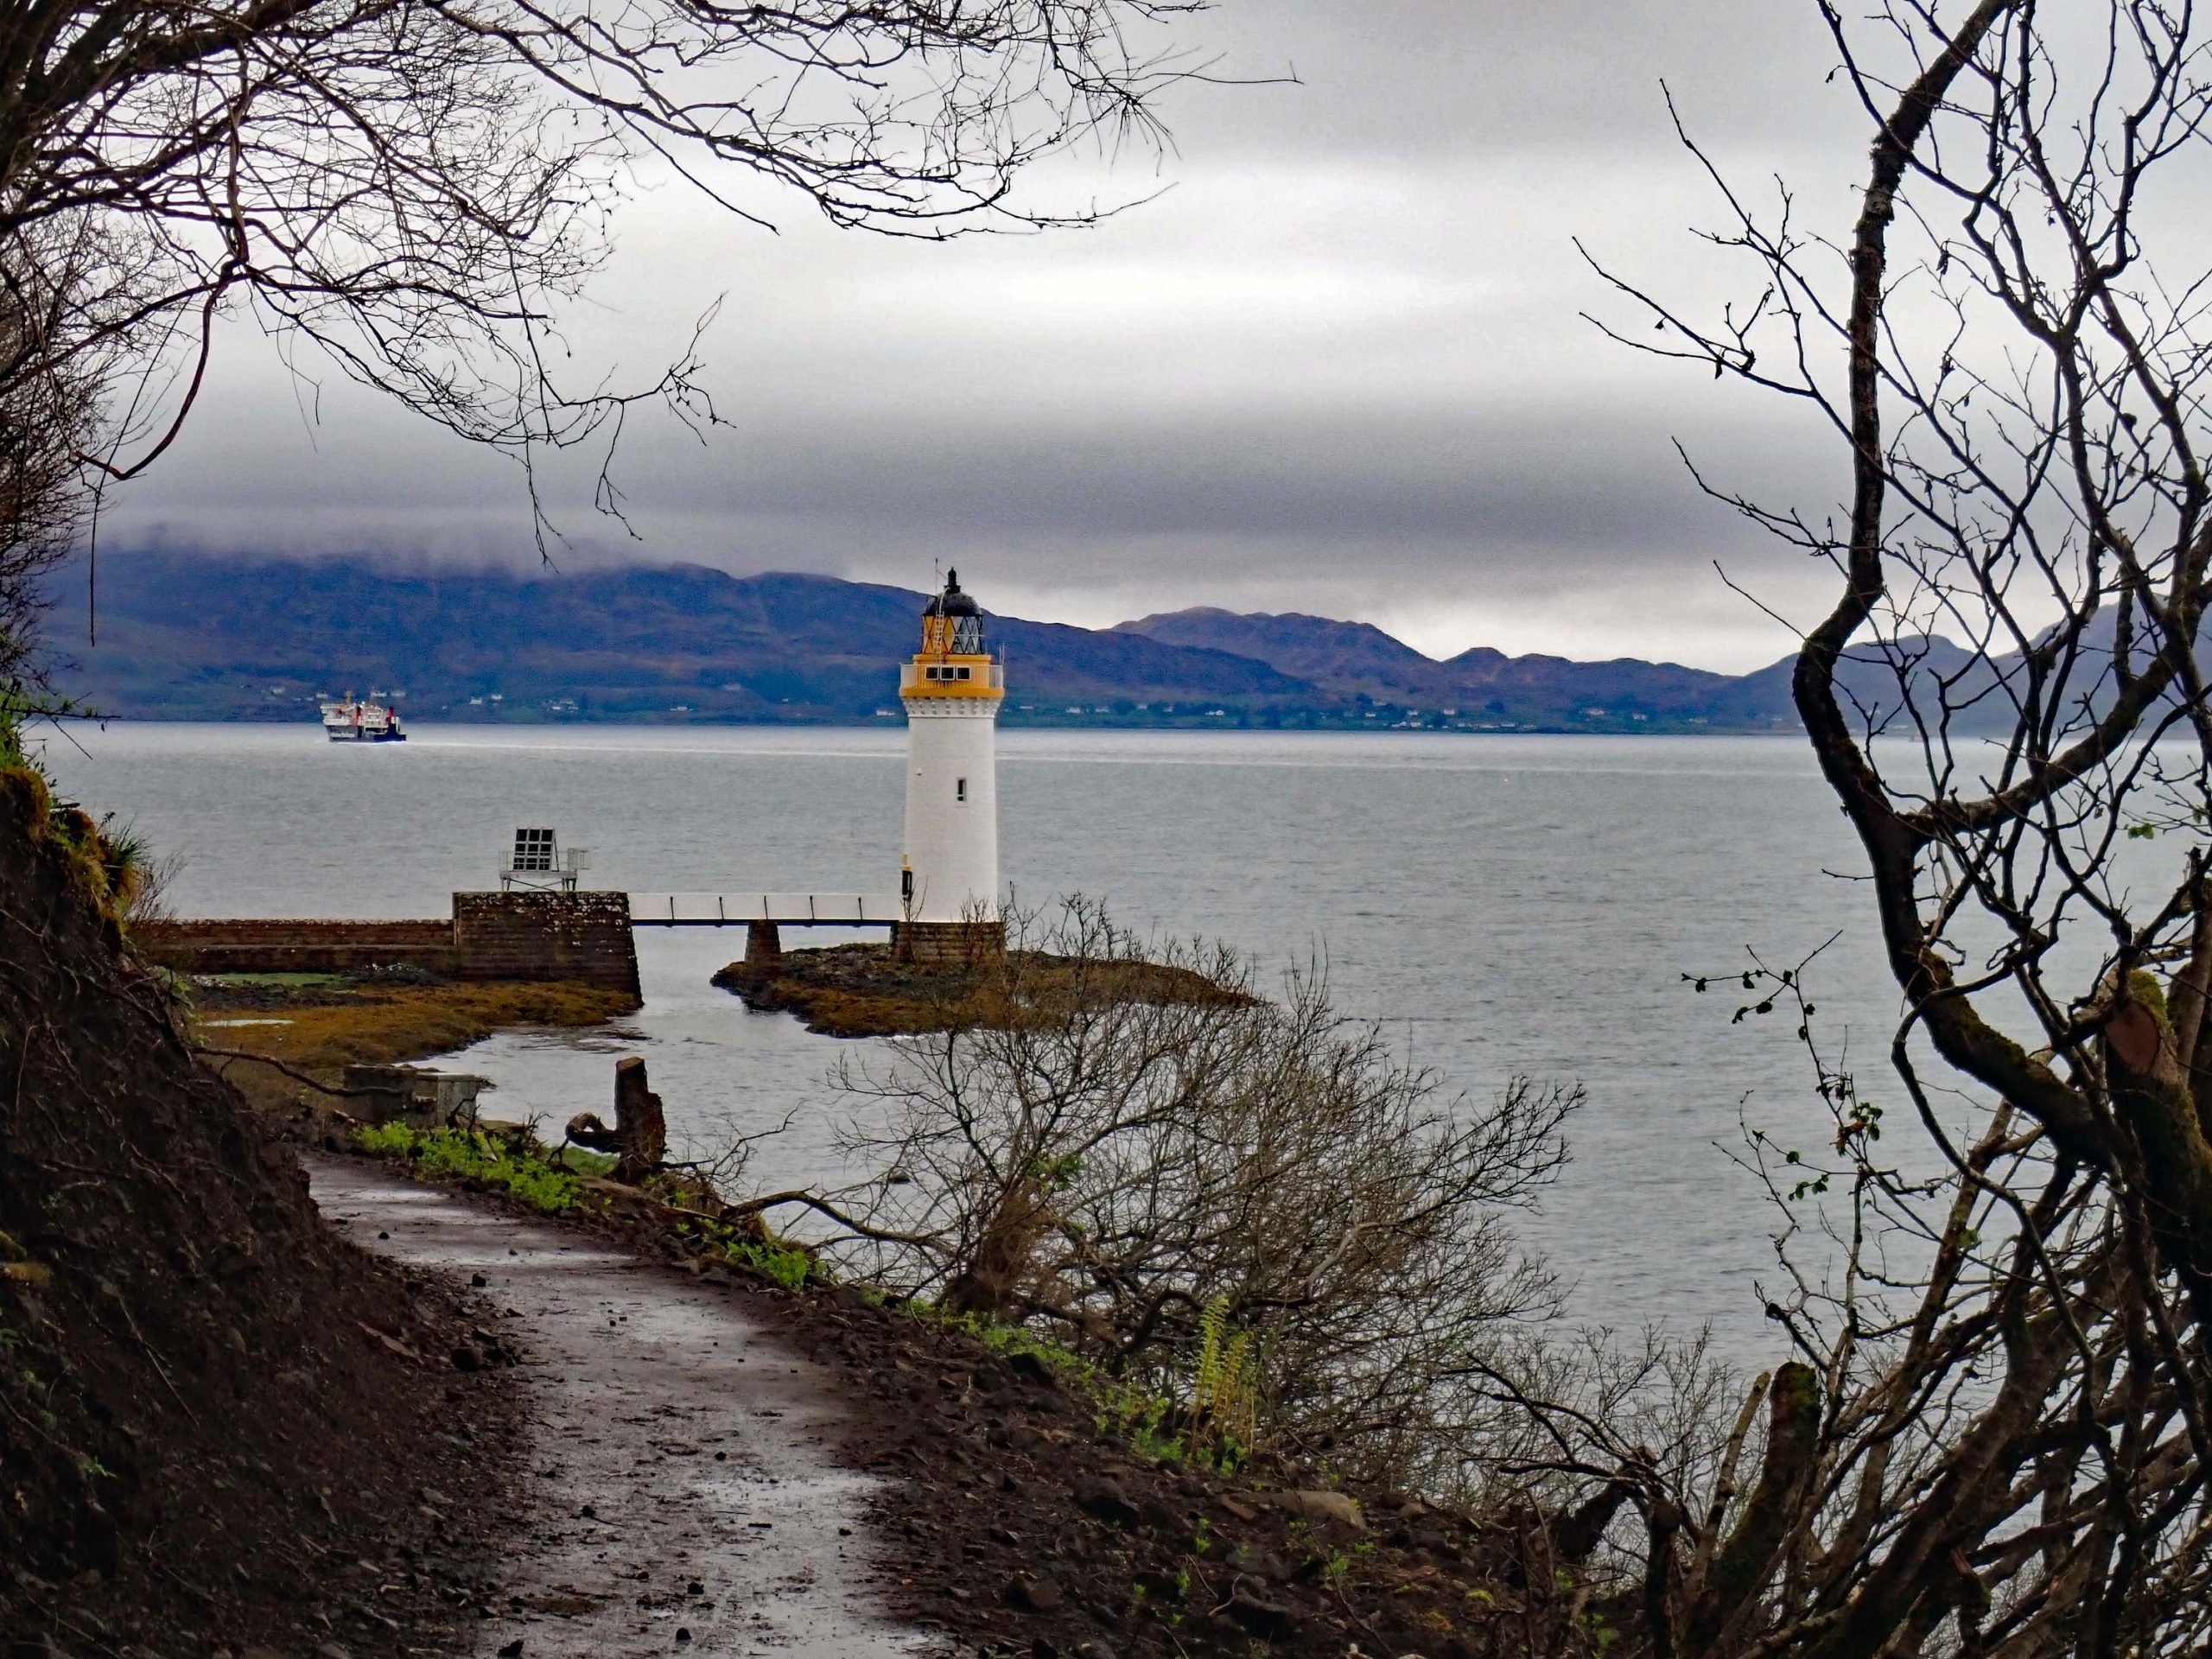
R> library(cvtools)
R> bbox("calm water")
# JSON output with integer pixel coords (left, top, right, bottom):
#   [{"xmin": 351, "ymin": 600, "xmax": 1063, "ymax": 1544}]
[{"xmin": 38, "ymin": 721, "xmax": 1904, "ymax": 1355}]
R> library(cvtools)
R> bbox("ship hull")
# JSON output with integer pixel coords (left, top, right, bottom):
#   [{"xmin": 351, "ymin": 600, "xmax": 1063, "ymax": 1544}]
[{"xmin": 321, "ymin": 700, "xmax": 405, "ymax": 741}]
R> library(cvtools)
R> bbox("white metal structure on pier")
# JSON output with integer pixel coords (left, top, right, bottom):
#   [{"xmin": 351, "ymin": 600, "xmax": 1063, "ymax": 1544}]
[
  {"xmin": 502, "ymin": 827, "xmax": 589, "ymax": 893},
  {"xmin": 626, "ymin": 893, "xmax": 902, "ymax": 928}
]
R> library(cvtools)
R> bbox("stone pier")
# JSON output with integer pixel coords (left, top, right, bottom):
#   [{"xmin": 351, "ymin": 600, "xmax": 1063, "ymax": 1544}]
[{"xmin": 139, "ymin": 892, "xmax": 641, "ymax": 999}]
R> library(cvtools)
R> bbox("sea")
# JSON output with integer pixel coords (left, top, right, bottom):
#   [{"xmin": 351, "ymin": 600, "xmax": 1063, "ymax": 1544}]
[{"xmin": 36, "ymin": 721, "xmax": 1915, "ymax": 1360}]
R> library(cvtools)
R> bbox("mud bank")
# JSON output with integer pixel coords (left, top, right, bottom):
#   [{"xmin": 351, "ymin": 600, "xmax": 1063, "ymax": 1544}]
[
  {"xmin": 308, "ymin": 1154, "xmax": 926, "ymax": 1659},
  {"xmin": 193, "ymin": 973, "xmax": 636, "ymax": 1114}
]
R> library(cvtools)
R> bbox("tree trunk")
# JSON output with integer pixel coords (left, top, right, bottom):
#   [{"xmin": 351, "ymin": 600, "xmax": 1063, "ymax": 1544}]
[{"xmin": 612, "ymin": 1056, "xmax": 665, "ymax": 1185}]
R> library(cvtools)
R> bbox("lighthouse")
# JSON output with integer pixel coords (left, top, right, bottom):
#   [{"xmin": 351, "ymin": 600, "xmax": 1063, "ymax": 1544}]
[{"xmin": 899, "ymin": 569, "xmax": 1005, "ymax": 958}]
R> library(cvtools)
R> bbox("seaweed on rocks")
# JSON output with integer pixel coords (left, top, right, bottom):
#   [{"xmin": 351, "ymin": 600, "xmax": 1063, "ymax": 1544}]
[{"xmin": 715, "ymin": 941, "xmax": 1249, "ymax": 1039}]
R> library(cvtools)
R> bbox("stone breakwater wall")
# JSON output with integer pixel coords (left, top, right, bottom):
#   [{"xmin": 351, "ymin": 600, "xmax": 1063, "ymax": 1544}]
[
  {"xmin": 139, "ymin": 893, "xmax": 640, "ymax": 996},
  {"xmin": 137, "ymin": 919, "xmax": 461, "ymax": 976},
  {"xmin": 450, "ymin": 892, "xmax": 639, "ymax": 995}
]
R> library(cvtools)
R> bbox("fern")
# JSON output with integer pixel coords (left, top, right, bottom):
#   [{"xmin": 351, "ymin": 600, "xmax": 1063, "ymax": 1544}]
[{"xmin": 1188, "ymin": 1296, "xmax": 1260, "ymax": 1463}]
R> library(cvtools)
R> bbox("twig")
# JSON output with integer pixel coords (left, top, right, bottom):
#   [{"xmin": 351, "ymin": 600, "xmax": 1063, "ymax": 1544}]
[{"xmin": 198, "ymin": 1046, "xmax": 377, "ymax": 1099}]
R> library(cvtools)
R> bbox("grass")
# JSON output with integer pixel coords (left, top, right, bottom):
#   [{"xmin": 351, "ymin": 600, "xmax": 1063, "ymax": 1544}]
[
  {"xmin": 201, "ymin": 971, "xmax": 351, "ymax": 990},
  {"xmin": 201, "ymin": 980, "xmax": 636, "ymax": 1068},
  {"xmin": 353, "ymin": 1123, "xmax": 590, "ymax": 1213},
  {"xmin": 353, "ymin": 1122, "xmax": 821, "ymax": 1289}
]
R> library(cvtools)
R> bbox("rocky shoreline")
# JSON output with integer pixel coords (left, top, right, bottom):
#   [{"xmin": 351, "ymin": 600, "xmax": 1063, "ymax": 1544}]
[{"xmin": 711, "ymin": 940, "xmax": 1249, "ymax": 1038}]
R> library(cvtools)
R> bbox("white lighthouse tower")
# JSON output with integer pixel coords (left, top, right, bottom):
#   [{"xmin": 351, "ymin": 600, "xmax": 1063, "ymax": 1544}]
[{"xmin": 899, "ymin": 569, "xmax": 1005, "ymax": 957}]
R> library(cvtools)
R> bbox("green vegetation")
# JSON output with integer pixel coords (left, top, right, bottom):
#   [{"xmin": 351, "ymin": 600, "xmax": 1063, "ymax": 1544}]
[
  {"xmin": 929, "ymin": 1306, "xmax": 1252, "ymax": 1476},
  {"xmin": 0, "ymin": 757, "xmax": 156, "ymax": 929},
  {"xmin": 719, "ymin": 938, "xmax": 1250, "ymax": 1040},
  {"xmin": 352, "ymin": 1124, "xmax": 589, "ymax": 1214},
  {"xmin": 196, "ymin": 979, "xmax": 641, "ymax": 1122},
  {"xmin": 353, "ymin": 1102, "xmax": 1252, "ymax": 1473},
  {"xmin": 203, "ymin": 971, "xmax": 351, "ymax": 991},
  {"xmin": 660, "ymin": 1204, "xmax": 818, "ymax": 1292},
  {"xmin": 1189, "ymin": 1296, "xmax": 1260, "ymax": 1464},
  {"xmin": 351, "ymin": 1123, "xmax": 824, "ymax": 1290}
]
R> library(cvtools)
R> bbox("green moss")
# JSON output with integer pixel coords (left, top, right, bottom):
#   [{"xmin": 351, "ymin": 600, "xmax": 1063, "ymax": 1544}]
[
  {"xmin": 1695, "ymin": 1362, "xmax": 1822, "ymax": 1642},
  {"xmin": 2132, "ymin": 968, "xmax": 2171, "ymax": 1025}
]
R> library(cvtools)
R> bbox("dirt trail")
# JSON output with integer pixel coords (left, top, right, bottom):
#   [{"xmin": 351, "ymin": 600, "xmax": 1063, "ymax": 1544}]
[{"xmin": 304, "ymin": 1154, "xmax": 931, "ymax": 1659}]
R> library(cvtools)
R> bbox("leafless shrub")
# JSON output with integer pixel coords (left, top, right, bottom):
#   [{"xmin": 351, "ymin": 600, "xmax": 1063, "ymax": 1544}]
[
  {"xmin": 1535, "ymin": 3, "xmax": 2212, "ymax": 1653},
  {"xmin": 0, "ymin": 224, "xmax": 107, "ymax": 700},
  {"xmin": 807, "ymin": 900, "xmax": 1579, "ymax": 1501}
]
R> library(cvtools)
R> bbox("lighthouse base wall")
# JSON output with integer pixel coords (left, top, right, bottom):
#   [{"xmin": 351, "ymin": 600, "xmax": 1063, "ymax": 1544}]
[{"xmin": 893, "ymin": 919, "xmax": 1007, "ymax": 969}]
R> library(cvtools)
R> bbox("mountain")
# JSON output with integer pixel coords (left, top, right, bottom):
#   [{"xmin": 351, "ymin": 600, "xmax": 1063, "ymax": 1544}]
[
  {"xmin": 1710, "ymin": 634, "xmax": 1994, "ymax": 731},
  {"xmin": 42, "ymin": 554, "xmax": 1306, "ymax": 725},
  {"xmin": 39, "ymin": 550, "xmax": 1823, "ymax": 732},
  {"xmin": 1115, "ymin": 608, "xmax": 1459, "ymax": 705},
  {"xmin": 1118, "ymin": 607, "xmax": 1793, "ymax": 730}
]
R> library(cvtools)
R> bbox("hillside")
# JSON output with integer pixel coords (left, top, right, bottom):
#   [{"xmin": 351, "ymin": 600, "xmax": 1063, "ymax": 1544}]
[
  {"xmin": 42, "ymin": 550, "xmax": 1828, "ymax": 732},
  {"xmin": 47, "ymin": 555, "xmax": 1320, "ymax": 727},
  {"xmin": 0, "ymin": 765, "xmax": 518, "ymax": 1649},
  {"xmin": 1116, "ymin": 607, "xmax": 1772, "ymax": 728}
]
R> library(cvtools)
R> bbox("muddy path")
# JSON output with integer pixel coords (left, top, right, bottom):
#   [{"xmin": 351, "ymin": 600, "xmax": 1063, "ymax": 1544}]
[{"xmin": 303, "ymin": 1154, "xmax": 930, "ymax": 1659}]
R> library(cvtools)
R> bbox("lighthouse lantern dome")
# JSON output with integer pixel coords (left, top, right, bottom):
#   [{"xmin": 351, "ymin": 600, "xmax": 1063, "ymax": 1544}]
[{"xmin": 920, "ymin": 569, "xmax": 986, "ymax": 656}]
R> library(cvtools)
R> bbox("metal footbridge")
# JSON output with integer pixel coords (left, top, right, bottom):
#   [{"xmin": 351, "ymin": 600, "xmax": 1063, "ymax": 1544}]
[{"xmin": 626, "ymin": 893, "xmax": 902, "ymax": 930}]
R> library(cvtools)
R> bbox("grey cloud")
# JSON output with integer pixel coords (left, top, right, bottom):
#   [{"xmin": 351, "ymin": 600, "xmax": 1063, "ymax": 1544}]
[
  {"xmin": 1165, "ymin": 2, "xmax": 1858, "ymax": 160},
  {"xmin": 101, "ymin": 0, "xmax": 1887, "ymax": 669},
  {"xmin": 628, "ymin": 404, "xmax": 1831, "ymax": 553}
]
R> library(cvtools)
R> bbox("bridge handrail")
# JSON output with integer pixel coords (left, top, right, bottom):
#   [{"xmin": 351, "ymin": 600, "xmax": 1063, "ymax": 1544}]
[{"xmin": 626, "ymin": 891, "xmax": 903, "ymax": 926}]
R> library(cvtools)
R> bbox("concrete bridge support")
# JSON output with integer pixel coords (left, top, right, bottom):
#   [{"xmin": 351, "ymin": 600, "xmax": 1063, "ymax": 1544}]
[{"xmin": 744, "ymin": 919, "xmax": 784, "ymax": 973}]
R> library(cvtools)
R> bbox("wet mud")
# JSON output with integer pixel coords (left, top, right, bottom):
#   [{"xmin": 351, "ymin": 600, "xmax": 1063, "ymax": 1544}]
[{"xmin": 304, "ymin": 1154, "xmax": 926, "ymax": 1659}]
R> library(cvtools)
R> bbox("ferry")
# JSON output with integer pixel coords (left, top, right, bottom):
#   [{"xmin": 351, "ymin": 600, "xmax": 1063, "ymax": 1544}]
[{"xmin": 320, "ymin": 693, "xmax": 406, "ymax": 742}]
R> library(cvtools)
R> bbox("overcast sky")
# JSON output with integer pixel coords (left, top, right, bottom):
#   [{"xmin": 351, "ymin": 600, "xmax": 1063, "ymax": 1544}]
[{"xmin": 104, "ymin": 2, "xmax": 1884, "ymax": 672}]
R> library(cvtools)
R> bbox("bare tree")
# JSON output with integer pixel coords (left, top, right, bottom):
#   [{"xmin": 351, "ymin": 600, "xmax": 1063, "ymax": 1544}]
[
  {"xmin": 1518, "ymin": 3, "xmax": 2212, "ymax": 1654},
  {"xmin": 0, "ymin": 224, "xmax": 108, "ymax": 712},
  {"xmin": 0, "ymin": 2, "xmax": 1207, "ymax": 545},
  {"xmin": 798, "ymin": 901, "xmax": 1579, "ymax": 1502}
]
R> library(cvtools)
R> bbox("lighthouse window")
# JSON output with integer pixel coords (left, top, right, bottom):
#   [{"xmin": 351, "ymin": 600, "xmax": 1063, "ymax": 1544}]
[{"xmin": 956, "ymin": 778, "xmax": 969, "ymax": 804}]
